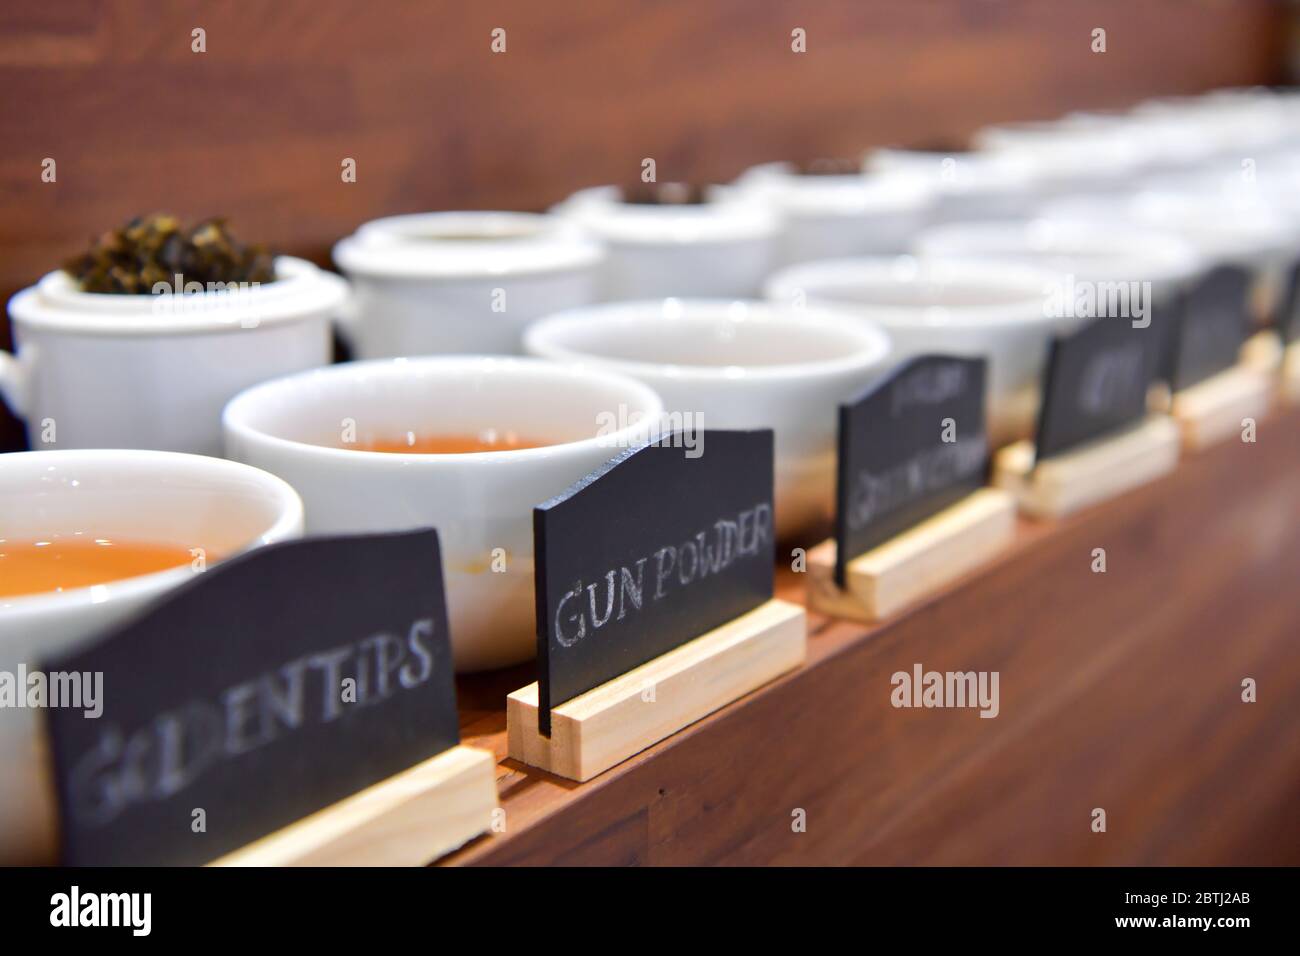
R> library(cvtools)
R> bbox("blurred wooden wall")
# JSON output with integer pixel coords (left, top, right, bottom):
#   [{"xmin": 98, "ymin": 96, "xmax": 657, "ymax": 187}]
[{"xmin": 0, "ymin": 0, "xmax": 1287, "ymax": 450}]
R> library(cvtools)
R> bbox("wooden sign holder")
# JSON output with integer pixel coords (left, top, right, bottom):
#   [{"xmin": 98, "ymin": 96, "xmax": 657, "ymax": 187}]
[
  {"xmin": 1285, "ymin": 342, "xmax": 1300, "ymax": 404},
  {"xmin": 992, "ymin": 414, "xmax": 1180, "ymax": 519},
  {"xmin": 1169, "ymin": 331, "xmax": 1278, "ymax": 450},
  {"xmin": 508, "ymin": 598, "xmax": 806, "ymax": 782},
  {"xmin": 805, "ymin": 488, "xmax": 1015, "ymax": 624},
  {"xmin": 211, "ymin": 745, "xmax": 498, "ymax": 867}
]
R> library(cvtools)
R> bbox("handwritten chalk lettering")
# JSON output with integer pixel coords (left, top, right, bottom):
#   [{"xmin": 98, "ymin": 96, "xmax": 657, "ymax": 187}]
[
  {"xmin": 555, "ymin": 504, "xmax": 772, "ymax": 647},
  {"xmin": 1077, "ymin": 343, "xmax": 1146, "ymax": 417},
  {"xmin": 890, "ymin": 361, "xmax": 969, "ymax": 416},
  {"xmin": 1035, "ymin": 315, "xmax": 1158, "ymax": 459},
  {"xmin": 66, "ymin": 618, "xmax": 437, "ymax": 827},
  {"xmin": 835, "ymin": 356, "xmax": 987, "ymax": 585},
  {"xmin": 848, "ymin": 437, "xmax": 985, "ymax": 532}
]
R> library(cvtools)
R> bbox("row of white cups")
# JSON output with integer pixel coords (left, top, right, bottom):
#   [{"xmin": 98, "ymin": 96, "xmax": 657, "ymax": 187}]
[{"xmin": 2, "ymin": 86, "xmax": 1300, "ymax": 856}]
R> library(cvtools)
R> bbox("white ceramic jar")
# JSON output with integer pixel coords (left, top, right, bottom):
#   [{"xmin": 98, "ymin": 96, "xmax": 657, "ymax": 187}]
[
  {"xmin": 332, "ymin": 211, "xmax": 604, "ymax": 358},
  {"xmin": 523, "ymin": 299, "xmax": 893, "ymax": 541},
  {"xmin": 0, "ymin": 450, "xmax": 303, "ymax": 863},
  {"xmin": 972, "ymin": 119, "xmax": 1147, "ymax": 200},
  {"xmin": 1, "ymin": 257, "xmax": 344, "ymax": 456},
  {"xmin": 730, "ymin": 163, "xmax": 934, "ymax": 265},
  {"xmin": 865, "ymin": 148, "xmax": 1042, "ymax": 223},
  {"xmin": 552, "ymin": 185, "xmax": 779, "ymax": 299}
]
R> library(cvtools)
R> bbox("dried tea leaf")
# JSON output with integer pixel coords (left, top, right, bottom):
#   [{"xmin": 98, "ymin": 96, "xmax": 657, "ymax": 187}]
[{"xmin": 62, "ymin": 213, "xmax": 276, "ymax": 294}]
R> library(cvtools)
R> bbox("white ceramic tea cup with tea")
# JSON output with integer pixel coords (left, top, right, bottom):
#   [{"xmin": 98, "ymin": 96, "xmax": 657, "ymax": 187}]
[
  {"xmin": 552, "ymin": 184, "xmax": 779, "ymax": 300},
  {"xmin": 222, "ymin": 356, "xmax": 663, "ymax": 673},
  {"xmin": 1, "ymin": 257, "xmax": 345, "ymax": 456},
  {"xmin": 765, "ymin": 256, "xmax": 1068, "ymax": 447},
  {"xmin": 523, "ymin": 299, "xmax": 893, "ymax": 542},
  {"xmin": 332, "ymin": 211, "xmax": 604, "ymax": 358},
  {"xmin": 0, "ymin": 449, "xmax": 304, "ymax": 863}
]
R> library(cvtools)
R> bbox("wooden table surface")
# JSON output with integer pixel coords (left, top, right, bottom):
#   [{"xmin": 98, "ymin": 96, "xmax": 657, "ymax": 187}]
[{"xmin": 444, "ymin": 403, "xmax": 1300, "ymax": 865}]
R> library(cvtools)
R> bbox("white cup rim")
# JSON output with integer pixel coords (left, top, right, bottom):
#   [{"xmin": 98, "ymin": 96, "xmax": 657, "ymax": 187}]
[
  {"xmin": 523, "ymin": 298, "xmax": 892, "ymax": 382},
  {"xmin": 222, "ymin": 354, "xmax": 666, "ymax": 463},
  {"xmin": 765, "ymin": 255, "xmax": 1066, "ymax": 329},
  {"xmin": 0, "ymin": 450, "xmax": 303, "ymax": 618}
]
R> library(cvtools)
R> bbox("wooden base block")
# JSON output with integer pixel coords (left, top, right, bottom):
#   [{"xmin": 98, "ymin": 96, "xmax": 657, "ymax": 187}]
[
  {"xmin": 507, "ymin": 598, "xmax": 806, "ymax": 782},
  {"xmin": 993, "ymin": 415, "xmax": 1180, "ymax": 519},
  {"xmin": 1283, "ymin": 342, "xmax": 1300, "ymax": 404},
  {"xmin": 1171, "ymin": 362, "xmax": 1274, "ymax": 450},
  {"xmin": 804, "ymin": 488, "xmax": 1015, "ymax": 624},
  {"xmin": 1241, "ymin": 329, "xmax": 1284, "ymax": 374},
  {"xmin": 211, "ymin": 745, "xmax": 497, "ymax": 867}
]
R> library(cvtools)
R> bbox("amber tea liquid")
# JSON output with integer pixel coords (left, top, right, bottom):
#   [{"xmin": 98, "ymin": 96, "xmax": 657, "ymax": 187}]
[
  {"xmin": 351, "ymin": 430, "xmax": 550, "ymax": 454},
  {"xmin": 0, "ymin": 536, "xmax": 198, "ymax": 598}
]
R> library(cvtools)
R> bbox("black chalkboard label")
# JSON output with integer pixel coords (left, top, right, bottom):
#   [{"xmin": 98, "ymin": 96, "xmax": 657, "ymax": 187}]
[
  {"xmin": 1034, "ymin": 315, "xmax": 1161, "ymax": 460},
  {"xmin": 44, "ymin": 529, "xmax": 460, "ymax": 866},
  {"xmin": 534, "ymin": 431, "xmax": 774, "ymax": 735},
  {"xmin": 1169, "ymin": 264, "xmax": 1252, "ymax": 391},
  {"xmin": 834, "ymin": 355, "xmax": 987, "ymax": 587},
  {"xmin": 1279, "ymin": 258, "xmax": 1300, "ymax": 345}
]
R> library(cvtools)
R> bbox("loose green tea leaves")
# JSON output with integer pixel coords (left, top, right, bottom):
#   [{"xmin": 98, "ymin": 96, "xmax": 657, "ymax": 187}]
[
  {"xmin": 621, "ymin": 182, "xmax": 709, "ymax": 206},
  {"xmin": 63, "ymin": 213, "xmax": 276, "ymax": 294}
]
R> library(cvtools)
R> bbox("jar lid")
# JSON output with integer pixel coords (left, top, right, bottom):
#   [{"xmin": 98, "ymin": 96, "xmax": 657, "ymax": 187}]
[
  {"xmin": 333, "ymin": 211, "xmax": 604, "ymax": 279},
  {"xmin": 8, "ymin": 256, "xmax": 348, "ymax": 337}
]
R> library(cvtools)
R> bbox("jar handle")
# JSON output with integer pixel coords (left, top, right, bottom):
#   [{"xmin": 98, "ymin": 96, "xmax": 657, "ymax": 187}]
[{"xmin": 0, "ymin": 347, "xmax": 30, "ymax": 418}]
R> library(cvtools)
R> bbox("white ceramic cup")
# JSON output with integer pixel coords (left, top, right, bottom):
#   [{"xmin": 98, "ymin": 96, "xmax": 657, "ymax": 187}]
[
  {"xmin": 332, "ymin": 211, "xmax": 604, "ymax": 358},
  {"xmin": 552, "ymin": 185, "xmax": 779, "ymax": 300},
  {"xmin": 1, "ymin": 256, "xmax": 345, "ymax": 456},
  {"xmin": 0, "ymin": 449, "xmax": 304, "ymax": 863},
  {"xmin": 222, "ymin": 356, "xmax": 663, "ymax": 672},
  {"xmin": 730, "ymin": 163, "xmax": 934, "ymax": 266},
  {"xmin": 765, "ymin": 257, "xmax": 1068, "ymax": 447},
  {"xmin": 523, "ymin": 299, "xmax": 893, "ymax": 541}
]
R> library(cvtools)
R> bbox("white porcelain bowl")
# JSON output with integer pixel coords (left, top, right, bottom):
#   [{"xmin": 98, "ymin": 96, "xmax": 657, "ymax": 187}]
[
  {"xmin": 765, "ymin": 257, "xmax": 1068, "ymax": 446},
  {"xmin": 552, "ymin": 185, "xmax": 779, "ymax": 299},
  {"xmin": 1, "ymin": 257, "xmax": 344, "ymax": 456},
  {"xmin": 223, "ymin": 356, "xmax": 663, "ymax": 672},
  {"xmin": 0, "ymin": 449, "xmax": 304, "ymax": 862},
  {"xmin": 523, "ymin": 299, "xmax": 893, "ymax": 541},
  {"xmin": 333, "ymin": 211, "xmax": 604, "ymax": 358},
  {"xmin": 730, "ymin": 163, "xmax": 935, "ymax": 265}
]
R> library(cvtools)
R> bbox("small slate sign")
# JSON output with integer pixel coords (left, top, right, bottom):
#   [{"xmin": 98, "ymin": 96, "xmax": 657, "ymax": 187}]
[
  {"xmin": 1169, "ymin": 264, "xmax": 1252, "ymax": 391},
  {"xmin": 44, "ymin": 529, "xmax": 460, "ymax": 866},
  {"xmin": 1279, "ymin": 257, "xmax": 1300, "ymax": 345},
  {"xmin": 1034, "ymin": 314, "xmax": 1162, "ymax": 460},
  {"xmin": 834, "ymin": 355, "xmax": 987, "ymax": 587},
  {"xmin": 534, "ymin": 430, "xmax": 774, "ymax": 735}
]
